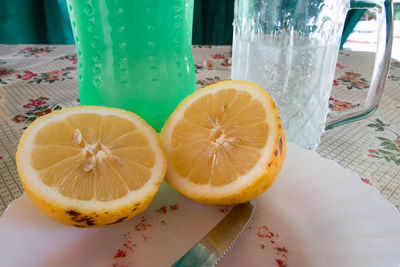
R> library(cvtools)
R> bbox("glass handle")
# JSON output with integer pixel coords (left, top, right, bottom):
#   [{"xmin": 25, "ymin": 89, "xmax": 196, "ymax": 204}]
[{"xmin": 325, "ymin": 0, "xmax": 393, "ymax": 130}]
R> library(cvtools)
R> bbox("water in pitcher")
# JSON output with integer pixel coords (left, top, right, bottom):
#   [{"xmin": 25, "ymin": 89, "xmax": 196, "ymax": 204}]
[{"xmin": 231, "ymin": 34, "xmax": 340, "ymax": 149}]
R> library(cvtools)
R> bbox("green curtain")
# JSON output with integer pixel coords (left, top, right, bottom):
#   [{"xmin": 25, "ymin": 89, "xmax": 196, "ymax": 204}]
[
  {"xmin": 0, "ymin": 0, "xmax": 361, "ymax": 46},
  {"xmin": 0, "ymin": 0, "xmax": 74, "ymax": 44},
  {"xmin": 340, "ymin": 9, "xmax": 365, "ymax": 49},
  {"xmin": 192, "ymin": 0, "xmax": 234, "ymax": 45}
]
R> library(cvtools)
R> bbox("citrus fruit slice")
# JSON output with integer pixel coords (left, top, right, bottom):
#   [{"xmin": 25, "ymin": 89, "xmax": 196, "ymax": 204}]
[
  {"xmin": 16, "ymin": 106, "xmax": 166, "ymax": 228},
  {"xmin": 161, "ymin": 80, "xmax": 286, "ymax": 205}
]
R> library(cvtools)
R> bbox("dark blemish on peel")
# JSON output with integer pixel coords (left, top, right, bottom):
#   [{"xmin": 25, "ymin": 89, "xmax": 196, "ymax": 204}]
[
  {"xmin": 106, "ymin": 216, "xmax": 128, "ymax": 225},
  {"xmin": 66, "ymin": 210, "xmax": 80, "ymax": 216},
  {"xmin": 66, "ymin": 210, "xmax": 96, "ymax": 226}
]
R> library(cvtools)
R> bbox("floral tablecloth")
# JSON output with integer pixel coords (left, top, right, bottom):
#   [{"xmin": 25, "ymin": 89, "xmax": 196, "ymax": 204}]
[{"xmin": 0, "ymin": 45, "xmax": 399, "ymax": 214}]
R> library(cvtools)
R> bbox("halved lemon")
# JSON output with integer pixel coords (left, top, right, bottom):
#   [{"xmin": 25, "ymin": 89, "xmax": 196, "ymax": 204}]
[
  {"xmin": 161, "ymin": 80, "xmax": 286, "ymax": 205},
  {"xmin": 16, "ymin": 106, "xmax": 166, "ymax": 228}
]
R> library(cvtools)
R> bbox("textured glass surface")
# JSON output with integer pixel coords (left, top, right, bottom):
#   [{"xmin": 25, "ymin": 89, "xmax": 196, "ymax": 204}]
[
  {"xmin": 67, "ymin": 0, "xmax": 196, "ymax": 132},
  {"xmin": 231, "ymin": 0, "xmax": 348, "ymax": 150}
]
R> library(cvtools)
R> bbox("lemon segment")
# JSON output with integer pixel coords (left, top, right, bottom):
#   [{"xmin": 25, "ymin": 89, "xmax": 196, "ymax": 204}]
[
  {"xmin": 161, "ymin": 80, "xmax": 286, "ymax": 205},
  {"xmin": 16, "ymin": 106, "xmax": 167, "ymax": 228}
]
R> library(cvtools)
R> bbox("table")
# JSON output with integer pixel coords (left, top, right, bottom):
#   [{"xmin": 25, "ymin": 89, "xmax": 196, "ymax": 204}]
[{"xmin": 0, "ymin": 45, "xmax": 399, "ymax": 214}]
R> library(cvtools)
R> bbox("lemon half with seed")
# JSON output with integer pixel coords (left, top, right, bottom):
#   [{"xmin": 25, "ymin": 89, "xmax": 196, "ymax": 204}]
[
  {"xmin": 16, "ymin": 106, "xmax": 166, "ymax": 228},
  {"xmin": 161, "ymin": 80, "xmax": 286, "ymax": 205}
]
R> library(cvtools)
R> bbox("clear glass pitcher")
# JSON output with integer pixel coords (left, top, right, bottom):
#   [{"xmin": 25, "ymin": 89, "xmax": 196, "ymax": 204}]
[{"xmin": 231, "ymin": 0, "xmax": 393, "ymax": 150}]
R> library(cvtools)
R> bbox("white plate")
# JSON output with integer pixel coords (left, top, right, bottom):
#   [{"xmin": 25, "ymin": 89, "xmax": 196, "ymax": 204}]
[
  {"xmin": 1, "ymin": 143, "xmax": 400, "ymax": 267},
  {"xmin": 219, "ymin": 143, "xmax": 400, "ymax": 267}
]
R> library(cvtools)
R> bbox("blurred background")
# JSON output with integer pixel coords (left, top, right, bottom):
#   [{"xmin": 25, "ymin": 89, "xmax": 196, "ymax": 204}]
[
  {"xmin": 0, "ymin": 0, "xmax": 399, "ymax": 59},
  {"xmin": 343, "ymin": 1, "xmax": 400, "ymax": 61},
  {"xmin": 0, "ymin": 0, "xmax": 235, "ymax": 45}
]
